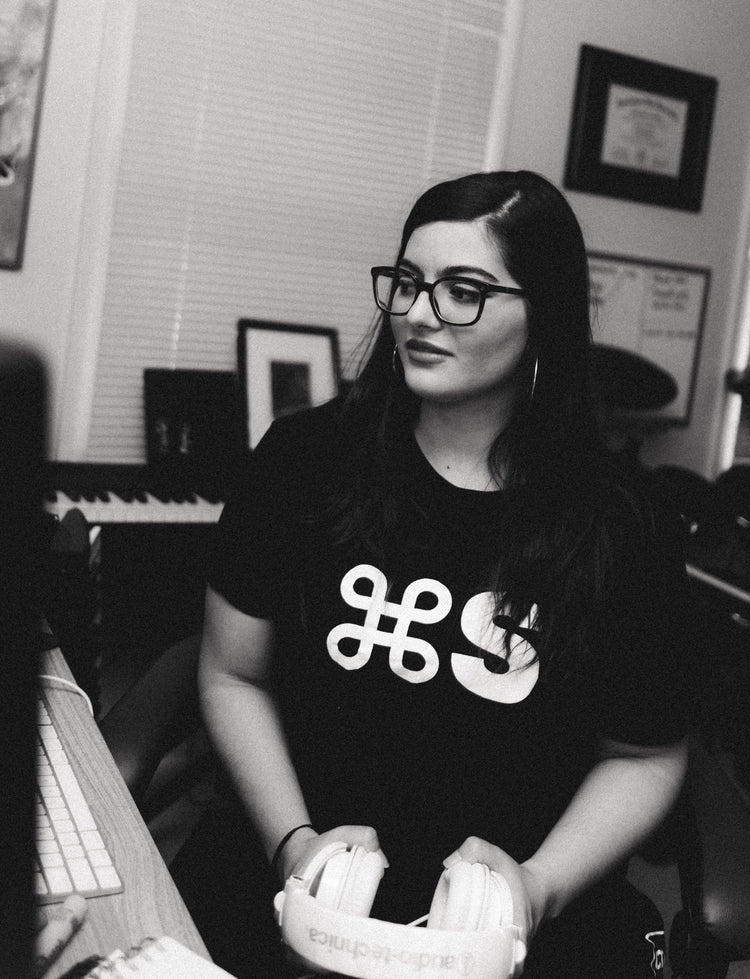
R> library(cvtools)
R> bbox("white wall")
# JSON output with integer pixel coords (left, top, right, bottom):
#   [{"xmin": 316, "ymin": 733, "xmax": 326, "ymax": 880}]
[
  {"xmin": 2, "ymin": 0, "xmax": 750, "ymax": 475},
  {"xmin": 0, "ymin": 0, "xmax": 109, "ymax": 445},
  {"xmin": 503, "ymin": 0, "xmax": 750, "ymax": 475}
]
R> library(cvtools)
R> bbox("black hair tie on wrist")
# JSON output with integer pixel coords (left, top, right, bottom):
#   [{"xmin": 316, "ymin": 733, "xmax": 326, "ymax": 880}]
[{"xmin": 271, "ymin": 823, "xmax": 314, "ymax": 879}]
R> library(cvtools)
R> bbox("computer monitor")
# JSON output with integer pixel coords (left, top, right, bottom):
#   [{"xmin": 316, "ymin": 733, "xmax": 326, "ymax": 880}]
[{"xmin": 0, "ymin": 340, "xmax": 47, "ymax": 978}]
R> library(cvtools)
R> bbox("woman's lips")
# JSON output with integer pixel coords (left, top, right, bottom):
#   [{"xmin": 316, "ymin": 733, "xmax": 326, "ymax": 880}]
[{"xmin": 405, "ymin": 339, "xmax": 452, "ymax": 360}]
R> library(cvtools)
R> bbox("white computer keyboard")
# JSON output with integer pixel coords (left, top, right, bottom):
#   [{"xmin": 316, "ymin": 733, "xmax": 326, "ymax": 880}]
[{"xmin": 35, "ymin": 695, "xmax": 123, "ymax": 904}]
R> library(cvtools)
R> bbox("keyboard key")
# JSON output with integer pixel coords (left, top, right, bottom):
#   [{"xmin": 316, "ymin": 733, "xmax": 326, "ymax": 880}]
[
  {"xmin": 39, "ymin": 852, "xmax": 64, "ymax": 868},
  {"xmin": 80, "ymin": 830, "xmax": 104, "ymax": 850},
  {"xmin": 35, "ymin": 696, "xmax": 123, "ymax": 904},
  {"xmin": 94, "ymin": 865, "xmax": 122, "ymax": 889},
  {"xmin": 43, "ymin": 865, "xmax": 73, "ymax": 895},
  {"xmin": 54, "ymin": 765, "xmax": 97, "ymax": 832},
  {"xmin": 88, "ymin": 849, "xmax": 113, "ymax": 868},
  {"xmin": 67, "ymin": 858, "xmax": 97, "ymax": 891}
]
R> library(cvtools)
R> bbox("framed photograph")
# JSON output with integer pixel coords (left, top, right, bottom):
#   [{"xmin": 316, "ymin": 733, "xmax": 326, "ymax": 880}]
[
  {"xmin": 588, "ymin": 251, "xmax": 710, "ymax": 424},
  {"xmin": 237, "ymin": 319, "xmax": 340, "ymax": 448},
  {"xmin": 0, "ymin": 0, "xmax": 57, "ymax": 270},
  {"xmin": 564, "ymin": 45, "xmax": 717, "ymax": 211},
  {"xmin": 143, "ymin": 368, "xmax": 243, "ymax": 482}
]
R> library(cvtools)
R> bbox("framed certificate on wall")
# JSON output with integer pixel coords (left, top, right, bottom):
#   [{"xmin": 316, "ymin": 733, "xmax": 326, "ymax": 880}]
[{"xmin": 565, "ymin": 45, "xmax": 717, "ymax": 211}]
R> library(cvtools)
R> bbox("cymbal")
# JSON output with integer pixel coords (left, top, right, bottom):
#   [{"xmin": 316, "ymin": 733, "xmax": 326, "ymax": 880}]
[{"xmin": 590, "ymin": 343, "xmax": 677, "ymax": 411}]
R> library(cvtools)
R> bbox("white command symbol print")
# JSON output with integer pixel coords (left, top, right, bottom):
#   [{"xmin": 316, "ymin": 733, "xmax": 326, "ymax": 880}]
[{"xmin": 326, "ymin": 564, "xmax": 451, "ymax": 683}]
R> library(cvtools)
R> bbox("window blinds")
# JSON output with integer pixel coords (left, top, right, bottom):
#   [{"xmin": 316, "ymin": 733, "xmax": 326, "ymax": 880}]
[{"xmin": 86, "ymin": 0, "xmax": 522, "ymax": 462}]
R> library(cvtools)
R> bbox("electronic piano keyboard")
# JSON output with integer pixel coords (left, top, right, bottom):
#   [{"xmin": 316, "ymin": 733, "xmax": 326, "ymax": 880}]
[{"xmin": 44, "ymin": 463, "xmax": 225, "ymax": 525}]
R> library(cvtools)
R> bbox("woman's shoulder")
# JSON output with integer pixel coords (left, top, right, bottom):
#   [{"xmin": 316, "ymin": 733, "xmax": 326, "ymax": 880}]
[
  {"xmin": 222, "ymin": 397, "xmax": 351, "ymax": 509},
  {"xmin": 256, "ymin": 395, "xmax": 349, "ymax": 458}
]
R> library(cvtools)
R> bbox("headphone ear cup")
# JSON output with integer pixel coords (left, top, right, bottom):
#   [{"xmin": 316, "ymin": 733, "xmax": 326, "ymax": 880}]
[
  {"xmin": 428, "ymin": 862, "xmax": 514, "ymax": 932},
  {"xmin": 313, "ymin": 848, "xmax": 352, "ymax": 909},
  {"xmin": 337, "ymin": 847, "xmax": 385, "ymax": 916},
  {"xmin": 427, "ymin": 860, "xmax": 478, "ymax": 930},
  {"xmin": 314, "ymin": 845, "xmax": 384, "ymax": 918},
  {"xmin": 463, "ymin": 863, "xmax": 491, "ymax": 930},
  {"xmin": 481, "ymin": 869, "xmax": 515, "ymax": 929},
  {"xmin": 299, "ymin": 841, "xmax": 348, "ymax": 894}
]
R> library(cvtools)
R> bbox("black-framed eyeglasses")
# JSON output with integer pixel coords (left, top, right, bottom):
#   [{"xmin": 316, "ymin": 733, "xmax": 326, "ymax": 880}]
[{"xmin": 371, "ymin": 266, "xmax": 525, "ymax": 327}]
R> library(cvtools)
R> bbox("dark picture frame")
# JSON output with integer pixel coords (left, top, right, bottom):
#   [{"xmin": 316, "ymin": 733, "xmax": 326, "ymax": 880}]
[
  {"xmin": 564, "ymin": 44, "xmax": 717, "ymax": 212},
  {"xmin": 0, "ymin": 0, "xmax": 57, "ymax": 270},
  {"xmin": 237, "ymin": 319, "xmax": 340, "ymax": 448}
]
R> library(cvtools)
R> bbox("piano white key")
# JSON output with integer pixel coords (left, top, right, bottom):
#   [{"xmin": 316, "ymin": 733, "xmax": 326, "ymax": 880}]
[
  {"xmin": 143, "ymin": 492, "xmax": 177, "ymax": 520},
  {"xmin": 46, "ymin": 490, "xmax": 223, "ymax": 524},
  {"xmin": 194, "ymin": 495, "xmax": 224, "ymax": 521},
  {"xmin": 104, "ymin": 493, "xmax": 143, "ymax": 523},
  {"xmin": 46, "ymin": 492, "xmax": 80, "ymax": 520}
]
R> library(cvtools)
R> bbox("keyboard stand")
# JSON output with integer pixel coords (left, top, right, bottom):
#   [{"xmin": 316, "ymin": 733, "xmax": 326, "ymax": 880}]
[{"xmin": 37, "ymin": 647, "xmax": 210, "ymax": 976}]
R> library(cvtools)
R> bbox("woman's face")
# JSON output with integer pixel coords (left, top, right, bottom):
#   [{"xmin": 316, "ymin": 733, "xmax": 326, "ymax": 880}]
[{"xmin": 392, "ymin": 220, "xmax": 529, "ymax": 411}]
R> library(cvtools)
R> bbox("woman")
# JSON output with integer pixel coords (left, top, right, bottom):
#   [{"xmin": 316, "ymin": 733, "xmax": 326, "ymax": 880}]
[{"xmin": 172, "ymin": 170, "xmax": 688, "ymax": 977}]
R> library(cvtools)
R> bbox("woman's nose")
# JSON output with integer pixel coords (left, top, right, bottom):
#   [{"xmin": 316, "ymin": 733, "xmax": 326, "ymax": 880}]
[{"xmin": 405, "ymin": 290, "xmax": 441, "ymax": 330}]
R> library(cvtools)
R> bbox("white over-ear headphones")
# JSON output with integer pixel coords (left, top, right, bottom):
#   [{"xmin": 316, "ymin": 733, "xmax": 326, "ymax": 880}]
[{"xmin": 273, "ymin": 842, "xmax": 526, "ymax": 979}]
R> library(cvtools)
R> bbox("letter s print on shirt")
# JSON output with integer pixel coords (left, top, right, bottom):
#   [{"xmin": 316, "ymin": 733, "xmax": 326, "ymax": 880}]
[
  {"xmin": 326, "ymin": 564, "xmax": 452, "ymax": 683},
  {"xmin": 451, "ymin": 592, "xmax": 539, "ymax": 703}
]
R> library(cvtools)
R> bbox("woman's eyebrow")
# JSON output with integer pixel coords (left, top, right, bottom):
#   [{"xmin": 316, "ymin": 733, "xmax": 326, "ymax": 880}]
[
  {"xmin": 399, "ymin": 258, "xmax": 499, "ymax": 282},
  {"xmin": 443, "ymin": 264, "xmax": 499, "ymax": 282},
  {"xmin": 398, "ymin": 258, "xmax": 423, "ymax": 275}
]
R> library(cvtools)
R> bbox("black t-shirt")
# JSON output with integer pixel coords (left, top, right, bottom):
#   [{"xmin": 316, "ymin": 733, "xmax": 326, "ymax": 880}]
[{"xmin": 208, "ymin": 399, "xmax": 686, "ymax": 922}]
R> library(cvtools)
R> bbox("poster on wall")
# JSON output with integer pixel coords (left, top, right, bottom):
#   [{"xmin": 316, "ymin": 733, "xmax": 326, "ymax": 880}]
[
  {"xmin": 588, "ymin": 252, "xmax": 710, "ymax": 424},
  {"xmin": 0, "ymin": 0, "xmax": 56, "ymax": 270}
]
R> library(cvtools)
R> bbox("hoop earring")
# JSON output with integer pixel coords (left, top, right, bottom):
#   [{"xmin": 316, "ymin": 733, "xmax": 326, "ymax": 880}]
[
  {"xmin": 392, "ymin": 344, "xmax": 400, "ymax": 374},
  {"xmin": 530, "ymin": 357, "xmax": 538, "ymax": 402}
]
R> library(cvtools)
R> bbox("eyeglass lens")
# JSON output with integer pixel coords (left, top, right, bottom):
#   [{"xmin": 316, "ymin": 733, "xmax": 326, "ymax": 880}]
[{"xmin": 374, "ymin": 271, "xmax": 483, "ymax": 325}]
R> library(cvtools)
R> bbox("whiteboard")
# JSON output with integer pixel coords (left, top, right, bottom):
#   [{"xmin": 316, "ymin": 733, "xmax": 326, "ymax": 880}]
[{"xmin": 588, "ymin": 252, "xmax": 710, "ymax": 423}]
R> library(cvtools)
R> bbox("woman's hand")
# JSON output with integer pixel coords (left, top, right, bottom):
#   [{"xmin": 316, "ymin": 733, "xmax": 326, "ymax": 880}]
[
  {"xmin": 277, "ymin": 823, "xmax": 387, "ymax": 884},
  {"xmin": 443, "ymin": 836, "xmax": 550, "ymax": 947}
]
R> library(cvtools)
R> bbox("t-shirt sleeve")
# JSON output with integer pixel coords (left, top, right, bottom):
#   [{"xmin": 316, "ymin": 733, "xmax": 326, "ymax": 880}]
[
  {"xmin": 592, "ymin": 491, "xmax": 690, "ymax": 747},
  {"xmin": 206, "ymin": 417, "xmax": 301, "ymax": 619}
]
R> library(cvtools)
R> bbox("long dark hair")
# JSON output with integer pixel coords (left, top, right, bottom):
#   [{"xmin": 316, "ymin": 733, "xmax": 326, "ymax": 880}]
[{"xmin": 323, "ymin": 170, "xmax": 656, "ymax": 678}]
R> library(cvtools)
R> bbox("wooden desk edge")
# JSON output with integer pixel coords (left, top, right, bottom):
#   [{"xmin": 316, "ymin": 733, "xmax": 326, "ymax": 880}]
[{"xmin": 38, "ymin": 648, "xmax": 210, "ymax": 977}]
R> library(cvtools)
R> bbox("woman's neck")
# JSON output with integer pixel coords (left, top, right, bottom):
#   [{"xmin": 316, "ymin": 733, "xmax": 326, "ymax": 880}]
[{"xmin": 414, "ymin": 399, "xmax": 510, "ymax": 491}]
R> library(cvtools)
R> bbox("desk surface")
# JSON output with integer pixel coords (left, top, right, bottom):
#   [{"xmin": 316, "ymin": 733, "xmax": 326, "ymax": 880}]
[{"xmin": 38, "ymin": 647, "xmax": 210, "ymax": 977}]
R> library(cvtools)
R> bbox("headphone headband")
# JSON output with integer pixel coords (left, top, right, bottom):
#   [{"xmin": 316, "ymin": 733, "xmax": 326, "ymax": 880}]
[
  {"xmin": 273, "ymin": 845, "xmax": 526, "ymax": 979},
  {"xmin": 277, "ymin": 884, "xmax": 522, "ymax": 979}
]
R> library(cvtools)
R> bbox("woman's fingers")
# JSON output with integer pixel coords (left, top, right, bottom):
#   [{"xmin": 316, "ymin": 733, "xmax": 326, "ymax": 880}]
[
  {"xmin": 284, "ymin": 824, "xmax": 388, "ymax": 881},
  {"xmin": 443, "ymin": 837, "xmax": 537, "ymax": 940}
]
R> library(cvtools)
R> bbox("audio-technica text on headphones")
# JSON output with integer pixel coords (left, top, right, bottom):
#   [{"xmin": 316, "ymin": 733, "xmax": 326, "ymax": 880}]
[{"xmin": 273, "ymin": 842, "xmax": 526, "ymax": 979}]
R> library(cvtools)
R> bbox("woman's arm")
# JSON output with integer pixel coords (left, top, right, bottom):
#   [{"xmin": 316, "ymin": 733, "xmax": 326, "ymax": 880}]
[
  {"xmin": 448, "ymin": 736, "xmax": 687, "ymax": 942},
  {"xmin": 199, "ymin": 585, "xmax": 381, "ymax": 880}
]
